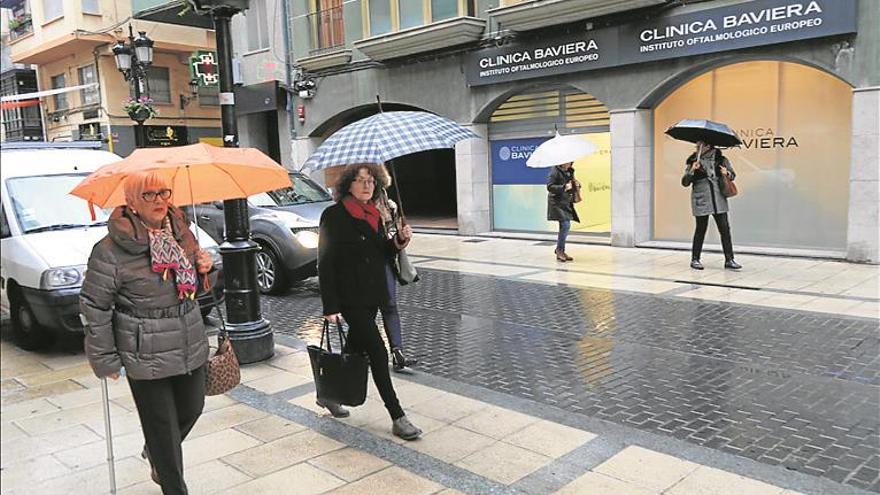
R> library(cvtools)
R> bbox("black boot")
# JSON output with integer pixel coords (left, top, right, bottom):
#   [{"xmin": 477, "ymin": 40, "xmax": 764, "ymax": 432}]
[
  {"xmin": 724, "ymin": 259, "xmax": 742, "ymax": 270},
  {"xmin": 392, "ymin": 348, "xmax": 417, "ymax": 372},
  {"xmin": 690, "ymin": 259, "xmax": 704, "ymax": 270}
]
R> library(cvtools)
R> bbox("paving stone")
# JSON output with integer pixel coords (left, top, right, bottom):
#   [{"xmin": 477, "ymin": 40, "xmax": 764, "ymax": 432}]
[
  {"xmin": 554, "ymin": 471, "xmax": 660, "ymax": 495},
  {"xmin": 221, "ymin": 461, "xmax": 345, "ymax": 495},
  {"xmin": 323, "ymin": 466, "xmax": 442, "ymax": 495},
  {"xmin": 307, "ymin": 447, "xmax": 392, "ymax": 482},
  {"xmin": 266, "ymin": 269, "xmax": 880, "ymax": 491}
]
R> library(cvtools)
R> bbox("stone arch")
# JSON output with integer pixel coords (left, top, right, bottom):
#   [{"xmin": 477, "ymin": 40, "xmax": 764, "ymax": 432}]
[
  {"xmin": 309, "ymin": 101, "xmax": 428, "ymax": 138},
  {"xmin": 638, "ymin": 55, "xmax": 854, "ymax": 109}
]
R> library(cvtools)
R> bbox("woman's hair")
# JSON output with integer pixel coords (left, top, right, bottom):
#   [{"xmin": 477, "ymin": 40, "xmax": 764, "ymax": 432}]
[
  {"xmin": 334, "ymin": 163, "xmax": 384, "ymax": 201},
  {"xmin": 123, "ymin": 170, "xmax": 172, "ymax": 206}
]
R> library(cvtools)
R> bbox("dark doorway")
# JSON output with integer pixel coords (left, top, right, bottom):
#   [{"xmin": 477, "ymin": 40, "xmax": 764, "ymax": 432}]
[{"xmin": 387, "ymin": 149, "xmax": 457, "ymax": 230}]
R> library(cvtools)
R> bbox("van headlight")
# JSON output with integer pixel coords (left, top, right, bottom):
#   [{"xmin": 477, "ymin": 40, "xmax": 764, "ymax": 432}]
[
  {"xmin": 41, "ymin": 265, "xmax": 86, "ymax": 289},
  {"xmin": 294, "ymin": 230, "xmax": 319, "ymax": 249}
]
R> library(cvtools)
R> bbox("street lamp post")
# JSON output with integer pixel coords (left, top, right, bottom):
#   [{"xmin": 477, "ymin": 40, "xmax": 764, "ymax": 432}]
[
  {"xmin": 190, "ymin": 0, "xmax": 274, "ymax": 364},
  {"xmin": 112, "ymin": 26, "xmax": 154, "ymax": 148}
]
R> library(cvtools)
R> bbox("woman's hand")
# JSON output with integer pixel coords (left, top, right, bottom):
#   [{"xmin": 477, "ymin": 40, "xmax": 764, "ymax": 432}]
[
  {"xmin": 196, "ymin": 249, "xmax": 213, "ymax": 274},
  {"xmin": 564, "ymin": 182, "xmax": 574, "ymax": 191},
  {"xmin": 720, "ymin": 165, "xmax": 729, "ymax": 176},
  {"xmin": 107, "ymin": 372, "xmax": 120, "ymax": 380},
  {"xmin": 324, "ymin": 313, "xmax": 342, "ymax": 323},
  {"xmin": 394, "ymin": 224, "xmax": 413, "ymax": 249}
]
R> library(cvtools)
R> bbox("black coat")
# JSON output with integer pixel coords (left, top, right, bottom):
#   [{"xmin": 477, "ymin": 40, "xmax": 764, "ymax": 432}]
[
  {"xmin": 318, "ymin": 202, "xmax": 399, "ymax": 315},
  {"xmin": 546, "ymin": 165, "xmax": 580, "ymax": 222}
]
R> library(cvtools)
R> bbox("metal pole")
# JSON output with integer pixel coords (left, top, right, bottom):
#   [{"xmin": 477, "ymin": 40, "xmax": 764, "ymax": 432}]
[
  {"xmin": 101, "ymin": 378, "xmax": 117, "ymax": 494},
  {"xmin": 128, "ymin": 25, "xmax": 145, "ymax": 149},
  {"xmin": 213, "ymin": 8, "xmax": 274, "ymax": 364}
]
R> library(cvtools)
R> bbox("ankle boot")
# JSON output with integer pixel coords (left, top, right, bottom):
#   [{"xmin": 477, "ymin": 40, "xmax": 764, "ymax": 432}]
[
  {"xmin": 316, "ymin": 398, "xmax": 350, "ymax": 418},
  {"xmin": 392, "ymin": 348, "xmax": 417, "ymax": 372},
  {"xmin": 555, "ymin": 249, "xmax": 567, "ymax": 262},
  {"xmin": 563, "ymin": 252, "xmax": 574, "ymax": 261},
  {"xmin": 724, "ymin": 259, "xmax": 742, "ymax": 270},
  {"xmin": 392, "ymin": 415, "xmax": 422, "ymax": 440}
]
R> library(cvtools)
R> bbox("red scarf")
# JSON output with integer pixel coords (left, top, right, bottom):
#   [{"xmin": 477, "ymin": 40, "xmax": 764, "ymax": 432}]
[{"xmin": 342, "ymin": 196, "xmax": 381, "ymax": 233}]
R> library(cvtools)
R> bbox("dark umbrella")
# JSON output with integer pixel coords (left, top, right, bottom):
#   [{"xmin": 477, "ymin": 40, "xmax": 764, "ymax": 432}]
[{"xmin": 665, "ymin": 119, "xmax": 742, "ymax": 147}]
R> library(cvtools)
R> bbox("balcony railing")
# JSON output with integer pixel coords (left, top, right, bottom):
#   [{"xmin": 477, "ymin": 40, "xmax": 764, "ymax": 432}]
[{"xmin": 306, "ymin": 6, "xmax": 345, "ymax": 55}]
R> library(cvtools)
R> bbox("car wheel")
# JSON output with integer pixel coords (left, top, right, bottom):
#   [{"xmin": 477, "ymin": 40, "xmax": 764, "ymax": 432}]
[
  {"xmin": 10, "ymin": 292, "xmax": 55, "ymax": 351},
  {"xmin": 255, "ymin": 242, "xmax": 289, "ymax": 295}
]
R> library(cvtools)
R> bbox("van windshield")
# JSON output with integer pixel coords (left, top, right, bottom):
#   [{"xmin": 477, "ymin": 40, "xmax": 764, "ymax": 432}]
[
  {"xmin": 6, "ymin": 174, "xmax": 111, "ymax": 234},
  {"xmin": 251, "ymin": 173, "xmax": 331, "ymax": 207}
]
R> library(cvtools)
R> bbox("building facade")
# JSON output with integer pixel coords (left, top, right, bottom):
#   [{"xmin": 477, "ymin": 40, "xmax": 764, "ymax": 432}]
[
  {"xmin": 4, "ymin": 0, "xmax": 222, "ymax": 155},
  {"xmin": 230, "ymin": 0, "xmax": 294, "ymax": 168},
  {"xmin": 287, "ymin": 0, "xmax": 879, "ymax": 263}
]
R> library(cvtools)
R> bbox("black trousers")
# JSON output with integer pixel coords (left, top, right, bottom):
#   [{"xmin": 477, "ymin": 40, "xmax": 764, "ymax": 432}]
[
  {"xmin": 341, "ymin": 305, "xmax": 405, "ymax": 420},
  {"xmin": 692, "ymin": 213, "xmax": 735, "ymax": 261},
  {"xmin": 128, "ymin": 365, "xmax": 206, "ymax": 495}
]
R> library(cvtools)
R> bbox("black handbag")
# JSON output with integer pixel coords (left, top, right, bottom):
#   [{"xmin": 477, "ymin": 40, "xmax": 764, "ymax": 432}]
[{"xmin": 307, "ymin": 320, "xmax": 369, "ymax": 407}]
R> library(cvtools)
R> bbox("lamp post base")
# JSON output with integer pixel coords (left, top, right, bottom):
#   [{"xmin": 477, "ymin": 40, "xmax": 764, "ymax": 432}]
[{"xmin": 225, "ymin": 318, "xmax": 274, "ymax": 364}]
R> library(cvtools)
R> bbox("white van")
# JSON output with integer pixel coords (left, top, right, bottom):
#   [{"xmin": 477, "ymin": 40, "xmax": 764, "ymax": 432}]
[{"xmin": 0, "ymin": 142, "xmax": 222, "ymax": 350}]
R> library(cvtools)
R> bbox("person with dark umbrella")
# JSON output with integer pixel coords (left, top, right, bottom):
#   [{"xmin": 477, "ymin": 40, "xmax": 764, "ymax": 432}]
[
  {"xmin": 681, "ymin": 140, "xmax": 741, "ymax": 270},
  {"xmin": 667, "ymin": 119, "xmax": 743, "ymax": 270}
]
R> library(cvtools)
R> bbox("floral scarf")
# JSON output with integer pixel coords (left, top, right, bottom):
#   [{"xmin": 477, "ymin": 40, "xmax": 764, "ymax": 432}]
[{"xmin": 147, "ymin": 217, "xmax": 197, "ymax": 300}]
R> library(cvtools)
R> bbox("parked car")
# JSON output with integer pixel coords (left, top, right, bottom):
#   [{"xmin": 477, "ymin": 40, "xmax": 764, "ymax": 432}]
[
  {"xmin": 0, "ymin": 142, "xmax": 224, "ymax": 350},
  {"xmin": 193, "ymin": 172, "xmax": 333, "ymax": 294}
]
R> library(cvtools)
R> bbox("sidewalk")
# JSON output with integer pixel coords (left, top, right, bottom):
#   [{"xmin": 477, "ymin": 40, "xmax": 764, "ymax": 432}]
[
  {"xmin": 1, "ymin": 334, "xmax": 817, "ymax": 495},
  {"xmin": 1, "ymin": 237, "xmax": 876, "ymax": 494}
]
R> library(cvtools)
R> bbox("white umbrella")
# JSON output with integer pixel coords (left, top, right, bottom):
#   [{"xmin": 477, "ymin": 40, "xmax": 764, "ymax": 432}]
[{"xmin": 526, "ymin": 132, "xmax": 597, "ymax": 168}]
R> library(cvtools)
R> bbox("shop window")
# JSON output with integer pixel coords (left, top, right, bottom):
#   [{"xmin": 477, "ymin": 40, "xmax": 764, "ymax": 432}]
[
  {"xmin": 488, "ymin": 87, "xmax": 611, "ymax": 235},
  {"xmin": 43, "ymin": 0, "xmax": 63, "ymax": 20},
  {"xmin": 78, "ymin": 64, "xmax": 99, "ymax": 106},
  {"xmin": 82, "ymin": 0, "xmax": 100, "ymax": 14},
  {"xmin": 50, "ymin": 73, "xmax": 67, "ymax": 110},
  {"xmin": 653, "ymin": 61, "xmax": 852, "ymax": 251},
  {"xmin": 246, "ymin": 0, "xmax": 270, "ymax": 51},
  {"xmin": 146, "ymin": 66, "xmax": 171, "ymax": 104},
  {"xmin": 400, "ymin": 0, "xmax": 424, "ymax": 29}
]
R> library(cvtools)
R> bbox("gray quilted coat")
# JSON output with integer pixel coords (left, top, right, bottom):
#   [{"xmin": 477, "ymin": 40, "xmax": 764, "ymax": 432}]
[
  {"xmin": 80, "ymin": 206, "xmax": 209, "ymax": 380},
  {"xmin": 681, "ymin": 149, "xmax": 736, "ymax": 217}
]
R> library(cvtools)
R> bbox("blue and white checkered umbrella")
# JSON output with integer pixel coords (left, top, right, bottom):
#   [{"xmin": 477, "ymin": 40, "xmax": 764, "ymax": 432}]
[{"xmin": 302, "ymin": 111, "xmax": 479, "ymax": 171}]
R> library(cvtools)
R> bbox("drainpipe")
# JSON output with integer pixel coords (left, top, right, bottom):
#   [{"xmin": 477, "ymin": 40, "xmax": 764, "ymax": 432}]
[{"xmin": 280, "ymin": 0, "xmax": 296, "ymax": 150}]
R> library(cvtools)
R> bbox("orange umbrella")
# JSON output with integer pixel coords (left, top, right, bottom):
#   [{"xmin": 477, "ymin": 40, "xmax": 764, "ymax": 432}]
[{"xmin": 70, "ymin": 143, "xmax": 292, "ymax": 214}]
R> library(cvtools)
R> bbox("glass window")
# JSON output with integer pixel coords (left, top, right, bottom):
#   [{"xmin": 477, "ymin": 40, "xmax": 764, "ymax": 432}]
[
  {"xmin": 43, "ymin": 0, "xmax": 63, "ymax": 19},
  {"xmin": 399, "ymin": 0, "xmax": 423, "ymax": 29},
  {"xmin": 368, "ymin": 0, "xmax": 392, "ymax": 35},
  {"xmin": 77, "ymin": 64, "xmax": 99, "ymax": 105},
  {"xmin": 82, "ymin": 0, "xmax": 100, "ymax": 14},
  {"xmin": 431, "ymin": 0, "xmax": 458, "ymax": 21},
  {"xmin": 146, "ymin": 66, "xmax": 171, "ymax": 104},
  {"xmin": 50, "ymin": 74, "xmax": 68, "ymax": 110},
  {"xmin": 246, "ymin": 0, "xmax": 270, "ymax": 51},
  {"xmin": 653, "ymin": 61, "xmax": 852, "ymax": 251},
  {"xmin": 6, "ymin": 174, "xmax": 111, "ymax": 233}
]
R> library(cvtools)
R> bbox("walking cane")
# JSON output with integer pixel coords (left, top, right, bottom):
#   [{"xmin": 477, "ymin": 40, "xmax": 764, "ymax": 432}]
[{"xmin": 101, "ymin": 377, "xmax": 117, "ymax": 494}]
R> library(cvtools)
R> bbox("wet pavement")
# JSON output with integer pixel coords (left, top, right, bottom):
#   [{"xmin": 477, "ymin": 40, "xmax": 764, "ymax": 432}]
[{"xmin": 267, "ymin": 268, "xmax": 880, "ymax": 493}]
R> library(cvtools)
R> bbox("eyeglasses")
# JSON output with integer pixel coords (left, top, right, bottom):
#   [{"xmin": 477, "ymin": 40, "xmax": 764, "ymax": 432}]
[
  {"xmin": 141, "ymin": 189, "xmax": 172, "ymax": 202},
  {"xmin": 354, "ymin": 178, "xmax": 375, "ymax": 187}
]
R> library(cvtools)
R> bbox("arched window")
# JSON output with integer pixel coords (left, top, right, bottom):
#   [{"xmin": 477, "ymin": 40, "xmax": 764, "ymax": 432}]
[{"xmin": 653, "ymin": 61, "xmax": 852, "ymax": 251}]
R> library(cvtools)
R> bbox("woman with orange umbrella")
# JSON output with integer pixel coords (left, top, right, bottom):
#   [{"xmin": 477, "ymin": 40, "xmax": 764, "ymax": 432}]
[{"xmin": 81, "ymin": 170, "xmax": 214, "ymax": 494}]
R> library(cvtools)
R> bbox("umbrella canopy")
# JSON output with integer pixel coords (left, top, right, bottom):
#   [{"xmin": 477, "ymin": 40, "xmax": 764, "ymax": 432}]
[
  {"xmin": 665, "ymin": 119, "xmax": 742, "ymax": 147},
  {"xmin": 70, "ymin": 143, "xmax": 292, "ymax": 209},
  {"xmin": 302, "ymin": 111, "xmax": 479, "ymax": 171},
  {"xmin": 526, "ymin": 132, "xmax": 597, "ymax": 168}
]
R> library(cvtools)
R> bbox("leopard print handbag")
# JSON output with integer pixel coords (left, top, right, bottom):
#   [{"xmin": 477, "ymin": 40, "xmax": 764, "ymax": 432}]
[{"xmin": 205, "ymin": 333, "xmax": 240, "ymax": 396}]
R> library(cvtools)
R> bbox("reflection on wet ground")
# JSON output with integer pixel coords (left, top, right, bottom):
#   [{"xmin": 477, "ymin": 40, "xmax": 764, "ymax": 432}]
[{"xmin": 266, "ymin": 269, "xmax": 880, "ymax": 492}]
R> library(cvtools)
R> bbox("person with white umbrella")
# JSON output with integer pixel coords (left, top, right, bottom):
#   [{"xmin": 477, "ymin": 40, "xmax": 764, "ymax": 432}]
[{"xmin": 527, "ymin": 133, "xmax": 597, "ymax": 262}]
